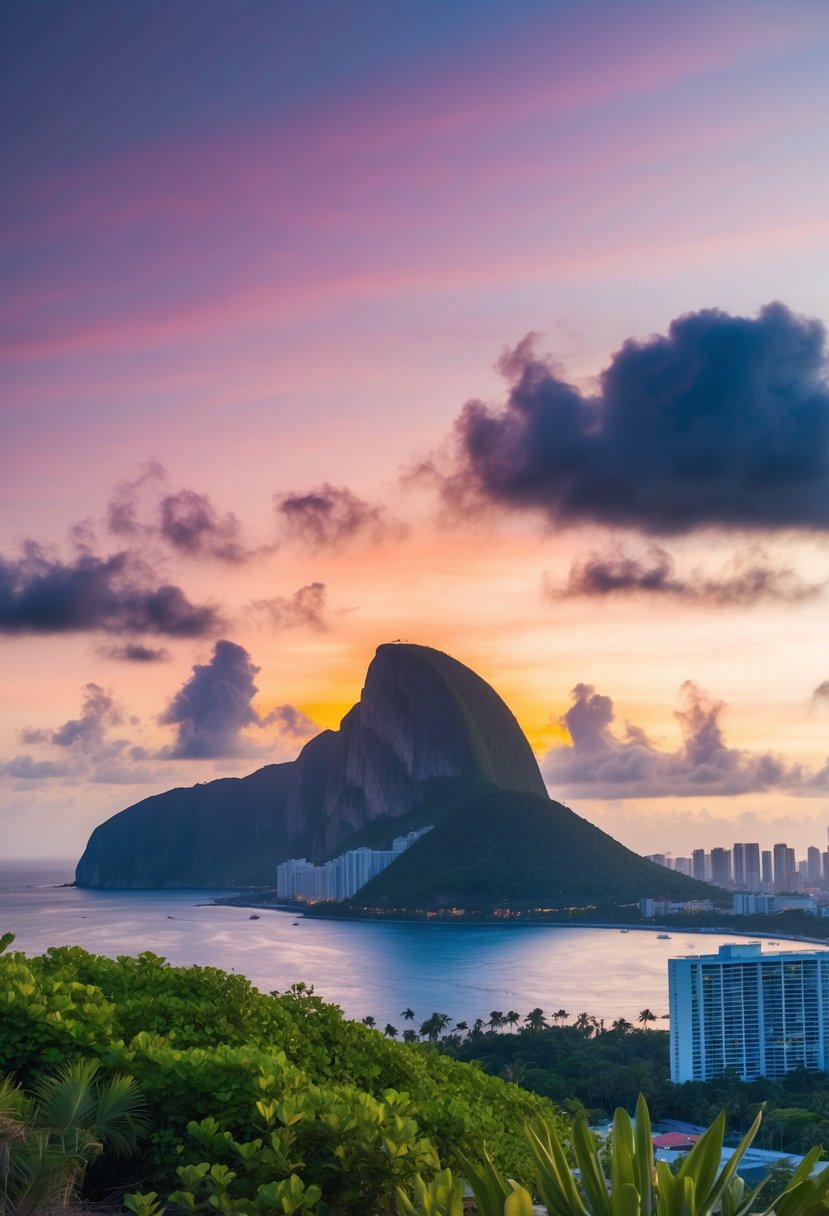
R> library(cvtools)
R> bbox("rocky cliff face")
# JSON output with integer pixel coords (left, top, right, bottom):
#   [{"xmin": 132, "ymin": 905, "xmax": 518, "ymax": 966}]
[
  {"xmin": 314, "ymin": 644, "xmax": 546, "ymax": 855},
  {"xmin": 75, "ymin": 643, "xmax": 547, "ymax": 888}
]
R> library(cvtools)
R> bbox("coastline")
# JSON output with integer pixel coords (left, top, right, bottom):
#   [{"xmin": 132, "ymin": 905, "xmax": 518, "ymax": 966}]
[{"xmin": 207, "ymin": 895, "xmax": 829, "ymax": 946}]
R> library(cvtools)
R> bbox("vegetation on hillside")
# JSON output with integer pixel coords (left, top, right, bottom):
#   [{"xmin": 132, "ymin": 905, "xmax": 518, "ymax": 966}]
[{"xmin": 354, "ymin": 788, "xmax": 712, "ymax": 908}]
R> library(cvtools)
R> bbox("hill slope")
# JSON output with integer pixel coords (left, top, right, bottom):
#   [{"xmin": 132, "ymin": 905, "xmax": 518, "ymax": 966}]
[{"xmin": 354, "ymin": 787, "xmax": 712, "ymax": 907}]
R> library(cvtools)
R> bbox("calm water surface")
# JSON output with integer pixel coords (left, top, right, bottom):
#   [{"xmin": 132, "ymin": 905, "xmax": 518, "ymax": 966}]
[{"xmin": 3, "ymin": 861, "xmax": 824, "ymax": 1029}]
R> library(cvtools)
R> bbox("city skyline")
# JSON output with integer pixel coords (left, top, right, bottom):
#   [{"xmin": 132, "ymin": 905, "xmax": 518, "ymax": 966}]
[
  {"xmin": 649, "ymin": 830, "xmax": 829, "ymax": 892},
  {"xmin": 3, "ymin": 2, "xmax": 829, "ymax": 860}
]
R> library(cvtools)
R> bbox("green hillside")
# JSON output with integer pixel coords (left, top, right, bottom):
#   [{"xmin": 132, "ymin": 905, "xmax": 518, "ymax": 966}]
[{"xmin": 353, "ymin": 787, "xmax": 713, "ymax": 908}]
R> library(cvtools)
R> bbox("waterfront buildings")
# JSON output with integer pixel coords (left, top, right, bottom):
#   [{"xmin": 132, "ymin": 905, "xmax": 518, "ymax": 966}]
[
  {"xmin": 669, "ymin": 943, "xmax": 829, "ymax": 1082},
  {"xmin": 647, "ymin": 834, "xmax": 829, "ymax": 895},
  {"xmin": 640, "ymin": 897, "xmax": 713, "ymax": 918},
  {"xmin": 733, "ymin": 893, "xmax": 817, "ymax": 916},
  {"xmin": 276, "ymin": 827, "xmax": 432, "ymax": 902}
]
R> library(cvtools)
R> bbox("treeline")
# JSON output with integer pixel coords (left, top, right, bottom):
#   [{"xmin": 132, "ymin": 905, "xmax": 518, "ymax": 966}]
[{"xmin": 415, "ymin": 1014, "xmax": 829, "ymax": 1155}]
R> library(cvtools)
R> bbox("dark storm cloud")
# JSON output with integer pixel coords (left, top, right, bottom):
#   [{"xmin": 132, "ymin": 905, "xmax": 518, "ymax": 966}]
[
  {"xmin": 157, "ymin": 489, "xmax": 254, "ymax": 563},
  {"xmin": 159, "ymin": 639, "xmax": 320, "ymax": 759},
  {"xmin": 109, "ymin": 464, "xmax": 266, "ymax": 563},
  {"xmin": 98, "ymin": 642, "xmax": 171, "ymax": 663},
  {"xmin": 261, "ymin": 703, "xmax": 319, "ymax": 740},
  {"xmin": 159, "ymin": 639, "xmax": 266, "ymax": 759},
  {"xmin": 543, "ymin": 680, "xmax": 814, "ymax": 798},
  {"xmin": 546, "ymin": 544, "xmax": 824, "ymax": 605},
  {"xmin": 2, "ymin": 755, "xmax": 68, "ymax": 780},
  {"xmin": 251, "ymin": 582, "xmax": 328, "ymax": 631},
  {"xmin": 275, "ymin": 483, "xmax": 403, "ymax": 548},
  {"xmin": 443, "ymin": 303, "xmax": 829, "ymax": 533},
  {"xmin": 50, "ymin": 682, "xmax": 124, "ymax": 753},
  {"xmin": 0, "ymin": 543, "xmax": 221, "ymax": 637}
]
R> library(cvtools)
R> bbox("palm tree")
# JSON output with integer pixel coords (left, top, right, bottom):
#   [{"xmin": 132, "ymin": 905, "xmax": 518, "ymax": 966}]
[
  {"xmin": 384, "ymin": 1023, "xmax": 398, "ymax": 1038},
  {"xmin": 471, "ymin": 1018, "xmax": 485, "ymax": 1037},
  {"xmin": 573, "ymin": 1011, "xmax": 594, "ymax": 1036},
  {"xmin": 505, "ymin": 1010, "xmax": 520, "ymax": 1032},
  {"xmin": 402, "ymin": 1029, "xmax": 417, "ymax": 1043},
  {"xmin": 611, "ymin": 1017, "xmax": 633, "ymax": 1034},
  {"xmin": 361, "ymin": 1015, "xmax": 376, "ymax": 1028},
  {"xmin": 401, "ymin": 1007, "xmax": 415, "ymax": 1022},
  {"xmin": 553, "ymin": 1008, "xmax": 568, "ymax": 1025},
  {"xmin": 419, "ymin": 1012, "xmax": 452, "ymax": 1042},
  {"xmin": 524, "ymin": 1007, "xmax": 547, "ymax": 1032},
  {"xmin": 0, "ymin": 1060, "xmax": 148, "ymax": 1216},
  {"xmin": 638, "ymin": 1007, "xmax": 657, "ymax": 1030},
  {"xmin": 488, "ymin": 1010, "xmax": 504, "ymax": 1032},
  {"xmin": 455, "ymin": 1020, "xmax": 468, "ymax": 1034}
]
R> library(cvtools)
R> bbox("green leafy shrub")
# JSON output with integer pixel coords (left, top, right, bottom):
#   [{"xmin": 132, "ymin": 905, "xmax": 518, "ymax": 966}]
[{"xmin": 0, "ymin": 942, "xmax": 561, "ymax": 1212}]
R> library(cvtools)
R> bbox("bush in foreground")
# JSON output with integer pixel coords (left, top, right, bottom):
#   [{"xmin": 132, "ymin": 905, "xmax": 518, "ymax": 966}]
[{"xmin": 0, "ymin": 937, "xmax": 559, "ymax": 1213}]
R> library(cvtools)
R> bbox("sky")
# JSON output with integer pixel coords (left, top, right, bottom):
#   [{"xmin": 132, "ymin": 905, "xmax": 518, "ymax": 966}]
[{"xmin": 2, "ymin": 0, "xmax": 829, "ymax": 862}]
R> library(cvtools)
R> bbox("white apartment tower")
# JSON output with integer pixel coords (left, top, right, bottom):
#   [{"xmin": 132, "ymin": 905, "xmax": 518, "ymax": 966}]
[{"xmin": 669, "ymin": 943, "xmax": 829, "ymax": 1083}]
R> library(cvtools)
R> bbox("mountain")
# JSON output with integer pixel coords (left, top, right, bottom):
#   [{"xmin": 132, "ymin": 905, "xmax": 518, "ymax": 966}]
[
  {"xmin": 350, "ymin": 786, "xmax": 711, "ymax": 907},
  {"xmin": 75, "ymin": 643, "xmax": 548, "ymax": 888}
]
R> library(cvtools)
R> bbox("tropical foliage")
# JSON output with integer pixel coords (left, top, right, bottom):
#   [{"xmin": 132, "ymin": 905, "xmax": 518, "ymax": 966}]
[
  {"xmin": 0, "ymin": 937, "xmax": 559, "ymax": 1213},
  {"xmin": 399, "ymin": 1096, "xmax": 829, "ymax": 1216},
  {"xmin": 0, "ymin": 1059, "xmax": 147, "ymax": 1215},
  {"xmin": 4, "ymin": 935, "xmax": 829, "ymax": 1215}
]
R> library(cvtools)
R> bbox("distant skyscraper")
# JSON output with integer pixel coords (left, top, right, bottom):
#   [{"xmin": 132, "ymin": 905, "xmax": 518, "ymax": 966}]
[
  {"xmin": 732, "ymin": 843, "xmax": 746, "ymax": 889},
  {"xmin": 823, "ymin": 852, "xmax": 829, "ymax": 883},
  {"xmin": 762, "ymin": 850, "xmax": 772, "ymax": 886},
  {"xmin": 807, "ymin": 847, "xmax": 821, "ymax": 882},
  {"xmin": 745, "ymin": 843, "xmax": 761, "ymax": 892},
  {"xmin": 669, "ymin": 943, "xmax": 829, "ymax": 1082},
  {"xmin": 710, "ymin": 847, "xmax": 731, "ymax": 889},
  {"xmin": 773, "ymin": 842, "xmax": 789, "ymax": 893},
  {"xmin": 692, "ymin": 848, "xmax": 707, "ymax": 882}
]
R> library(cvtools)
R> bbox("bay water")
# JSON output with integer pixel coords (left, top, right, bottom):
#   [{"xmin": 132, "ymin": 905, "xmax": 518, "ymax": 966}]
[{"xmin": 2, "ymin": 860, "xmax": 820, "ymax": 1031}]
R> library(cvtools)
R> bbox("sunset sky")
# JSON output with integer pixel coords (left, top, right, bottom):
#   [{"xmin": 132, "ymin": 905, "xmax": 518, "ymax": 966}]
[{"xmin": 3, "ymin": 0, "xmax": 829, "ymax": 861}]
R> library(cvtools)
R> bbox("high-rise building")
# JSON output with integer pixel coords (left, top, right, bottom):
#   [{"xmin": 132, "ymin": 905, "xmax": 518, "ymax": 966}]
[
  {"xmin": 692, "ymin": 849, "xmax": 707, "ymax": 882},
  {"xmin": 761, "ymin": 850, "xmax": 772, "ymax": 886},
  {"xmin": 669, "ymin": 943, "xmax": 829, "ymax": 1083},
  {"xmin": 744, "ymin": 843, "xmax": 761, "ymax": 892},
  {"xmin": 823, "ymin": 852, "xmax": 829, "ymax": 884},
  {"xmin": 674, "ymin": 857, "xmax": 692, "ymax": 877},
  {"xmin": 710, "ymin": 847, "xmax": 731, "ymax": 889},
  {"xmin": 276, "ymin": 827, "xmax": 432, "ymax": 902},
  {"xmin": 773, "ymin": 842, "xmax": 789, "ymax": 893},
  {"xmin": 807, "ymin": 846, "xmax": 822, "ymax": 884},
  {"xmin": 732, "ymin": 844, "xmax": 746, "ymax": 890}
]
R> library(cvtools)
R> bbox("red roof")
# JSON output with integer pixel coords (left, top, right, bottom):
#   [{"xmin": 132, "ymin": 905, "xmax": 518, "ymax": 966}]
[{"xmin": 653, "ymin": 1133, "xmax": 701, "ymax": 1150}]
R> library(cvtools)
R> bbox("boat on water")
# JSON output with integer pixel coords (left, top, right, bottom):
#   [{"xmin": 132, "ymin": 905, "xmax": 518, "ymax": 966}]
[
  {"xmin": 620, "ymin": 928, "xmax": 629, "ymax": 933},
  {"xmin": 656, "ymin": 933, "xmax": 671, "ymax": 939},
  {"xmin": 249, "ymin": 914, "xmax": 260, "ymax": 920}
]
